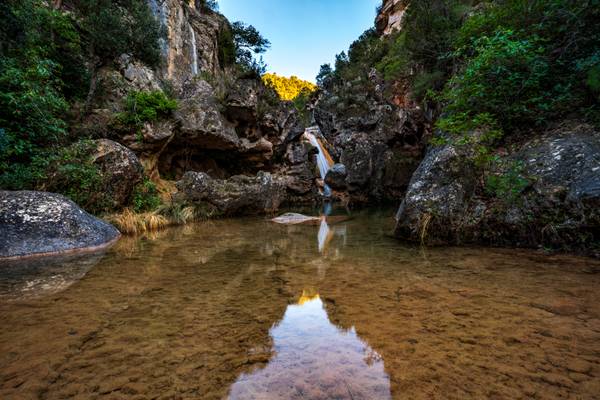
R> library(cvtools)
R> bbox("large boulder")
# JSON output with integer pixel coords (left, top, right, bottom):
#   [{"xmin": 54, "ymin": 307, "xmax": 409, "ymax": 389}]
[
  {"xmin": 325, "ymin": 163, "xmax": 347, "ymax": 190},
  {"xmin": 0, "ymin": 191, "xmax": 120, "ymax": 259},
  {"xmin": 395, "ymin": 122, "xmax": 600, "ymax": 253},
  {"xmin": 175, "ymin": 171, "xmax": 287, "ymax": 215},
  {"xmin": 92, "ymin": 139, "xmax": 144, "ymax": 209}
]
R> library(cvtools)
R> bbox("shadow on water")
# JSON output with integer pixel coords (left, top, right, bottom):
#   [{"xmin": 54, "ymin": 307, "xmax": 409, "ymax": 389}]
[{"xmin": 1, "ymin": 208, "xmax": 600, "ymax": 399}]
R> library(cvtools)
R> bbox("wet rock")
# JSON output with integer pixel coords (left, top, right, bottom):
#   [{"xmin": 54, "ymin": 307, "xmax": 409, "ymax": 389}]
[
  {"xmin": 271, "ymin": 213, "xmax": 320, "ymax": 225},
  {"xmin": 394, "ymin": 122, "xmax": 600, "ymax": 252},
  {"xmin": 0, "ymin": 191, "xmax": 120, "ymax": 259},
  {"xmin": 325, "ymin": 163, "xmax": 347, "ymax": 190},
  {"xmin": 92, "ymin": 139, "xmax": 144, "ymax": 209},
  {"xmin": 175, "ymin": 171, "xmax": 286, "ymax": 215}
]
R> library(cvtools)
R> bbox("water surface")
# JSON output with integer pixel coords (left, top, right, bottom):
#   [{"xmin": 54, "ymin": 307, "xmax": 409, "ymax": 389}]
[{"xmin": 1, "ymin": 209, "xmax": 600, "ymax": 399}]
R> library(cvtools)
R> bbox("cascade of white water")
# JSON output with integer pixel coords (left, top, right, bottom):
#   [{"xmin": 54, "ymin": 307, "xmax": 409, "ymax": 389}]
[
  {"xmin": 189, "ymin": 24, "xmax": 199, "ymax": 76},
  {"xmin": 304, "ymin": 127, "xmax": 333, "ymax": 196}
]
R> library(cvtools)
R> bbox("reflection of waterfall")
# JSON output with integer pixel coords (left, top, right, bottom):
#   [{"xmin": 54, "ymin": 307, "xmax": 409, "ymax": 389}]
[
  {"xmin": 317, "ymin": 218, "xmax": 331, "ymax": 253},
  {"xmin": 228, "ymin": 296, "xmax": 391, "ymax": 399},
  {"xmin": 304, "ymin": 127, "xmax": 333, "ymax": 196},
  {"xmin": 189, "ymin": 24, "xmax": 198, "ymax": 76}
]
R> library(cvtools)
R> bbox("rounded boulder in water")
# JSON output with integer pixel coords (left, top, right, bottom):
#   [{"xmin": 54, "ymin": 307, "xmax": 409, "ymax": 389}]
[{"xmin": 325, "ymin": 163, "xmax": 347, "ymax": 190}]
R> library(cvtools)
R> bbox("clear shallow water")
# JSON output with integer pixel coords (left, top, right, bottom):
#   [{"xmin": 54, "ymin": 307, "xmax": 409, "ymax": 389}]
[{"xmin": 1, "ymin": 209, "xmax": 600, "ymax": 399}]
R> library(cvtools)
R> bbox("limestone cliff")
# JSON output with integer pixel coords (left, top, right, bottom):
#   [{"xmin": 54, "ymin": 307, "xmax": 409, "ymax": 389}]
[
  {"xmin": 375, "ymin": 0, "xmax": 409, "ymax": 36},
  {"xmin": 75, "ymin": 0, "xmax": 320, "ymax": 210}
]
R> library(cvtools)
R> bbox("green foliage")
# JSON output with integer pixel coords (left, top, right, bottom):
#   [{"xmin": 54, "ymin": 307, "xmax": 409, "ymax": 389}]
[
  {"xmin": 75, "ymin": 0, "xmax": 163, "ymax": 67},
  {"xmin": 292, "ymin": 88, "xmax": 314, "ymax": 126},
  {"xmin": 443, "ymin": 0, "xmax": 600, "ymax": 133},
  {"xmin": 485, "ymin": 160, "xmax": 530, "ymax": 205},
  {"xmin": 229, "ymin": 21, "xmax": 270, "ymax": 77},
  {"xmin": 0, "ymin": 0, "xmax": 164, "ymax": 214},
  {"xmin": 262, "ymin": 73, "xmax": 317, "ymax": 101},
  {"xmin": 439, "ymin": 30, "xmax": 557, "ymax": 133},
  {"xmin": 116, "ymin": 90, "xmax": 177, "ymax": 132},
  {"xmin": 316, "ymin": 64, "xmax": 333, "ymax": 88},
  {"xmin": 217, "ymin": 25, "xmax": 236, "ymax": 67},
  {"xmin": 131, "ymin": 177, "xmax": 162, "ymax": 213},
  {"xmin": 42, "ymin": 141, "xmax": 107, "ymax": 213},
  {"xmin": 198, "ymin": 0, "xmax": 219, "ymax": 12}
]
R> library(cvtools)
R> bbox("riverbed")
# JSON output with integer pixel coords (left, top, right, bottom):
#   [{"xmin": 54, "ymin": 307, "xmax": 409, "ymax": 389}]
[{"xmin": 1, "ymin": 209, "xmax": 599, "ymax": 399}]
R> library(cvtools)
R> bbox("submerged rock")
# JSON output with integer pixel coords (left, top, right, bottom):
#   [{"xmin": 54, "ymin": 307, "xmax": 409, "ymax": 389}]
[
  {"xmin": 271, "ymin": 213, "xmax": 321, "ymax": 225},
  {"xmin": 395, "ymin": 122, "xmax": 600, "ymax": 253},
  {"xmin": 176, "ymin": 171, "xmax": 287, "ymax": 215},
  {"xmin": 0, "ymin": 191, "xmax": 120, "ymax": 259}
]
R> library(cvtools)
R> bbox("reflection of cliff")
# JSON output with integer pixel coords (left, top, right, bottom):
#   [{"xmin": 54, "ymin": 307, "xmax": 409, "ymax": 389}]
[
  {"xmin": 0, "ymin": 221, "xmax": 294, "ymax": 399},
  {"xmin": 228, "ymin": 296, "xmax": 391, "ymax": 399}
]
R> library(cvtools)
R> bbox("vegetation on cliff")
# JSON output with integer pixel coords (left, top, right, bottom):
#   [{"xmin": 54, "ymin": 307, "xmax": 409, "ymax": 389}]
[
  {"xmin": 262, "ymin": 73, "xmax": 317, "ymax": 101},
  {"xmin": 319, "ymin": 0, "xmax": 599, "ymax": 205},
  {"xmin": 0, "ymin": 0, "xmax": 162, "ymax": 211},
  {"xmin": 320, "ymin": 0, "xmax": 599, "ymax": 133},
  {"xmin": 0, "ymin": 0, "xmax": 274, "ymax": 219}
]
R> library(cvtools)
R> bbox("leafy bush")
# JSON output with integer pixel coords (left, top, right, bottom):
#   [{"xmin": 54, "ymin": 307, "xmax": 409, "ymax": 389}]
[
  {"xmin": 75, "ymin": 0, "xmax": 163, "ymax": 67},
  {"xmin": 131, "ymin": 177, "xmax": 162, "ymax": 213},
  {"xmin": 116, "ymin": 90, "xmax": 177, "ymax": 131},
  {"xmin": 485, "ymin": 160, "xmax": 530, "ymax": 205},
  {"xmin": 42, "ymin": 141, "xmax": 107, "ymax": 213},
  {"xmin": 439, "ymin": 30, "xmax": 556, "ymax": 133}
]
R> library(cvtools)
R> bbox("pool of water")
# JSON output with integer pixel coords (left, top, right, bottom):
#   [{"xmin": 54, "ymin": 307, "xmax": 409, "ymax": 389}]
[{"xmin": 1, "ymin": 209, "xmax": 600, "ymax": 399}]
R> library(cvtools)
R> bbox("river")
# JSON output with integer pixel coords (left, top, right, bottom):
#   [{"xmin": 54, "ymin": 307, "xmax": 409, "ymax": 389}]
[{"xmin": 1, "ymin": 209, "xmax": 599, "ymax": 399}]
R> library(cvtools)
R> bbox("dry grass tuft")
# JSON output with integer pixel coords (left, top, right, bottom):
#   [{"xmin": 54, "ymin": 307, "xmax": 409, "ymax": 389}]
[
  {"xmin": 106, "ymin": 209, "xmax": 169, "ymax": 235},
  {"xmin": 420, "ymin": 213, "xmax": 432, "ymax": 245}
]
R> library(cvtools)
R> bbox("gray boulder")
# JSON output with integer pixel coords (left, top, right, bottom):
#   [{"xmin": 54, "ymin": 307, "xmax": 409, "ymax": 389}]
[
  {"xmin": 176, "ymin": 171, "xmax": 286, "ymax": 215},
  {"xmin": 325, "ymin": 163, "xmax": 348, "ymax": 190},
  {"xmin": 395, "ymin": 122, "xmax": 600, "ymax": 252},
  {"xmin": 92, "ymin": 139, "xmax": 144, "ymax": 209},
  {"xmin": 0, "ymin": 191, "xmax": 120, "ymax": 259}
]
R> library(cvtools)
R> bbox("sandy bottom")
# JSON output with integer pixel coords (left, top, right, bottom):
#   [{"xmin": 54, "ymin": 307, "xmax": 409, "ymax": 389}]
[{"xmin": 1, "ymin": 209, "xmax": 600, "ymax": 399}]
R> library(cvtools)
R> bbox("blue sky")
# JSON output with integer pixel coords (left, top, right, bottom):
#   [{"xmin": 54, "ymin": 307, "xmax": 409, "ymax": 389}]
[{"xmin": 218, "ymin": 0, "xmax": 381, "ymax": 82}]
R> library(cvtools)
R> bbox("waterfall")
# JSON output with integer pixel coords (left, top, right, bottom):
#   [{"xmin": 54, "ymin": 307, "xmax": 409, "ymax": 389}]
[
  {"xmin": 189, "ymin": 24, "xmax": 199, "ymax": 76},
  {"xmin": 304, "ymin": 127, "xmax": 334, "ymax": 196}
]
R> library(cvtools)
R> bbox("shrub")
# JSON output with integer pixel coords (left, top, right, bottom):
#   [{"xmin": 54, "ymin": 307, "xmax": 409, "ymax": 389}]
[
  {"xmin": 485, "ymin": 160, "xmax": 530, "ymax": 205},
  {"xmin": 439, "ymin": 30, "xmax": 556, "ymax": 133},
  {"xmin": 42, "ymin": 141, "xmax": 107, "ymax": 214},
  {"xmin": 131, "ymin": 177, "xmax": 162, "ymax": 213},
  {"xmin": 116, "ymin": 90, "xmax": 177, "ymax": 132}
]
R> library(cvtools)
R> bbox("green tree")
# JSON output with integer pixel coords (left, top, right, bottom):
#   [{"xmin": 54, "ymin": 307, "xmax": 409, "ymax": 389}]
[{"xmin": 230, "ymin": 21, "xmax": 270, "ymax": 76}]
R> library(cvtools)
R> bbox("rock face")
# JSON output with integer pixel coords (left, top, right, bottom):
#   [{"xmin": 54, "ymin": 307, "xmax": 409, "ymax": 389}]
[
  {"xmin": 92, "ymin": 139, "xmax": 144, "ymax": 209},
  {"xmin": 74, "ymin": 1, "xmax": 321, "ymax": 212},
  {"xmin": 176, "ymin": 171, "xmax": 287, "ymax": 215},
  {"xmin": 0, "ymin": 191, "xmax": 120, "ymax": 259},
  {"xmin": 395, "ymin": 122, "xmax": 600, "ymax": 253},
  {"xmin": 315, "ymin": 84, "xmax": 426, "ymax": 203},
  {"xmin": 376, "ymin": 0, "xmax": 409, "ymax": 36}
]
